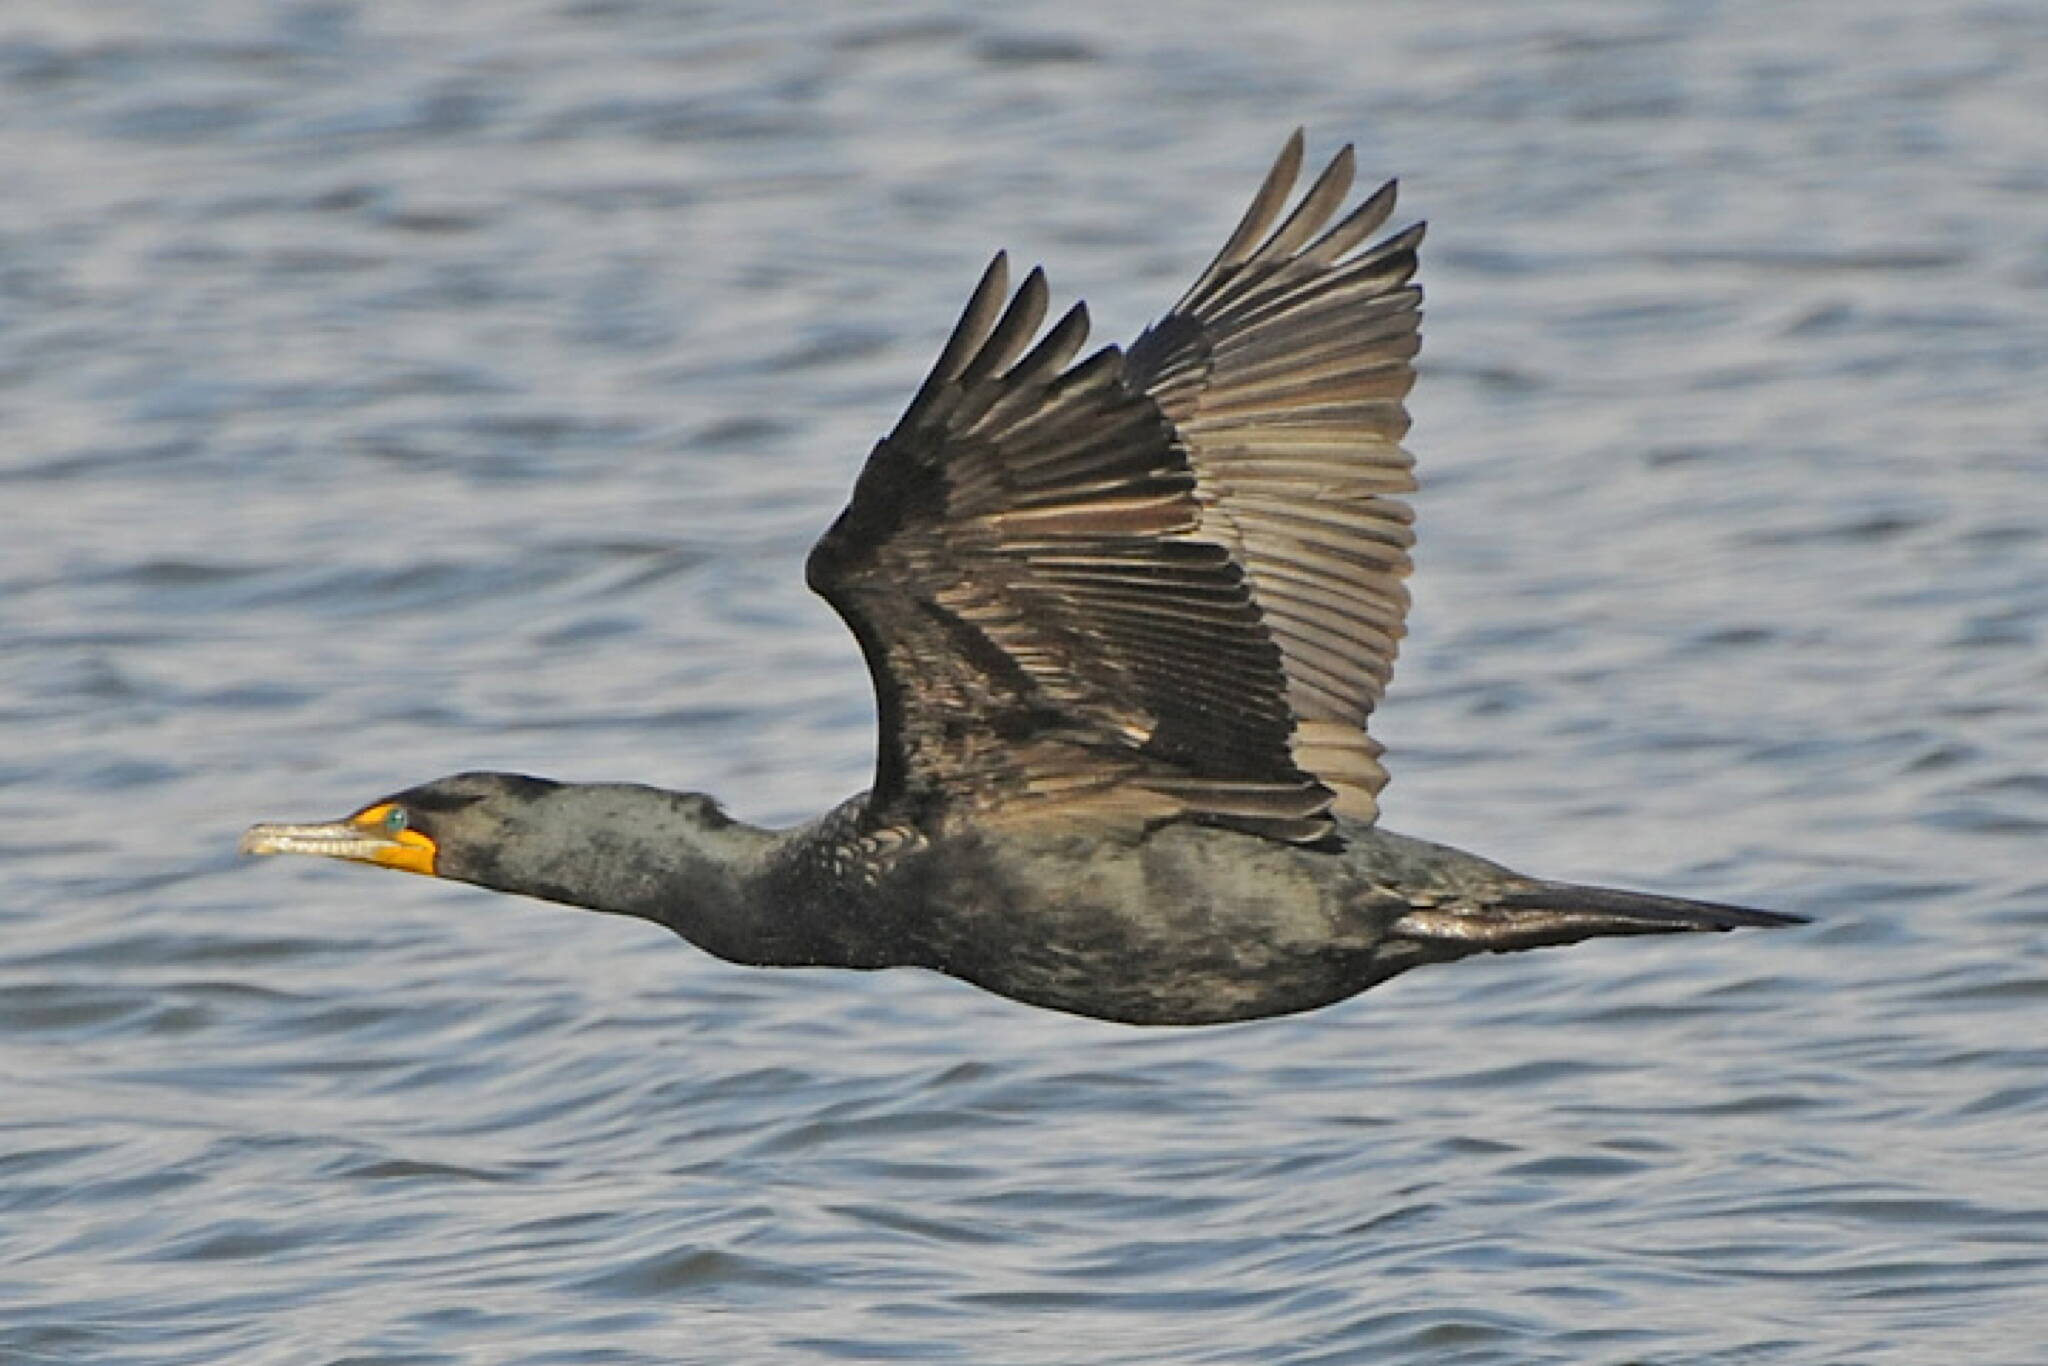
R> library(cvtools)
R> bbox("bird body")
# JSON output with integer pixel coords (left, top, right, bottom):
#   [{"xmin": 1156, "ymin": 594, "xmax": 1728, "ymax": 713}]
[{"xmin": 244, "ymin": 133, "xmax": 1801, "ymax": 1025}]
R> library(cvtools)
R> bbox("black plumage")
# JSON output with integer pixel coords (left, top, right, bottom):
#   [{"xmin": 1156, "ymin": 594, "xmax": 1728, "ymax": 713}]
[{"xmin": 243, "ymin": 133, "xmax": 1802, "ymax": 1026}]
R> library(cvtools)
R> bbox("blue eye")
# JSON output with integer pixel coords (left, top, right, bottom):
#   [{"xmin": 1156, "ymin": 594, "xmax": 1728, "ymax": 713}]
[{"xmin": 383, "ymin": 807, "xmax": 409, "ymax": 834}]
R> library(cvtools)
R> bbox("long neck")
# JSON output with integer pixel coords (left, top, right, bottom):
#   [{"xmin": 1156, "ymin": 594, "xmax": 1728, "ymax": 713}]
[{"xmin": 442, "ymin": 784, "xmax": 807, "ymax": 966}]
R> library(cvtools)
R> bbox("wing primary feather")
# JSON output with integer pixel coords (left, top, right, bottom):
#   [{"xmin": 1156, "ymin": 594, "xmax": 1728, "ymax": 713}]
[
  {"xmin": 919, "ymin": 253, "xmax": 1009, "ymax": 397},
  {"xmin": 1004, "ymin": 301, "xmax": 1091, "ymax": 387},
  {"xmin": 1211, "ymin": 236, "xmax": 1422, "ymax": 333},
  {"xmin": 1246, "ymin": 143, "xmax": 1355, "ymax": 264},
  {"xmin": 960, "ymin": 266, "xmax": 1050, "ymax": 389},
  {"xmin": 1174, "ymin": 130, "xmax": 1305, "ymax": 307},
  {"xmin": 1049, "ymin": 345, "xmax": 1127, "ymax": 398},
  {"xmin": 1301, "ymin": 178, "xmax": 1400, "ymax": 266}
]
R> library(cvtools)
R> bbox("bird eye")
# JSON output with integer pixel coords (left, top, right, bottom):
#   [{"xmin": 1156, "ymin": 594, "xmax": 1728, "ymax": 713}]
[{"xmin": 382, "ymin": 807, "xmax": 409, "ymax": 834}]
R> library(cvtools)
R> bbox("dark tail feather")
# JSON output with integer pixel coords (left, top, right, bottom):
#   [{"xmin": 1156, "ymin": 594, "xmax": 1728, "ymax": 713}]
[
  {"xmin": 1392, "ymin": 881, "xmax": 1805, "ymax": 956},
  {"xmin": 1496, "ymin": 882, "xmax": 1805, "ymax": 931}
]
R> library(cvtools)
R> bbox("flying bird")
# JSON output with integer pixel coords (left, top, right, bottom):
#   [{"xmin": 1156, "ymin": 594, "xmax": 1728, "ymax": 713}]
[{"xmin": 243, "ymin": 133, "xmax": 1801, "ymax": 1025}]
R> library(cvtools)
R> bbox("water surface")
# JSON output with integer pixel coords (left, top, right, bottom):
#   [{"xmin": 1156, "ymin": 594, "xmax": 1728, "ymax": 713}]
[{"xmin": 4, "ymin": 1, "xmax": 2045, "ymax": 1362}]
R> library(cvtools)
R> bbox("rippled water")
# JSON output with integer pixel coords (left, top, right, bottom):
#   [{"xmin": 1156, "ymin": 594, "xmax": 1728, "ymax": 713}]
[{"xmin": 5, "ymin": 1, "xmax": 2045, "ymax": 1361}]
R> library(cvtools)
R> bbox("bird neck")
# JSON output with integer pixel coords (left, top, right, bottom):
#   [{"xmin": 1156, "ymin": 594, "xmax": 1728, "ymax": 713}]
[{"xmin": 439, "ymin": 783, "xmax": 800, "ymax": 966}]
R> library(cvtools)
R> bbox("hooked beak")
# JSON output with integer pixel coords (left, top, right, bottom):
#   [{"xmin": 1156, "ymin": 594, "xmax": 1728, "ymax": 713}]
[{"xmin": 240, "ymin": 805, "xmax": 438, "ymax": 877}]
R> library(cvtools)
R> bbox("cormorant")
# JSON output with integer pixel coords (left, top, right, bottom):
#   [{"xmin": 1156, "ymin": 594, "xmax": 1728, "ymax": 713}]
[{"xmin": 243, "ymin": 133, "xmax": 1802, "ymax": 1025}]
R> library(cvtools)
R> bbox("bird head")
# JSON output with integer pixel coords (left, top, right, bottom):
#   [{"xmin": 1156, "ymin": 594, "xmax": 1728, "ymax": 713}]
[
  {"xmin": 240, "ymin": 772, "xmax": 564, "ymax": 883},
  {"xmin": 240, "ymin": 771, "xmax": 764, "ymax": 934}
]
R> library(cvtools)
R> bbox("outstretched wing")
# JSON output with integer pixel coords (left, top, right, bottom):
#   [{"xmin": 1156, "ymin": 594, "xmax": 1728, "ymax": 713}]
[
  {"xmin": 807, "ymin": 133, "xmax": 1422, "ymax": 841},
  {"xmin": 1126, "ymin": 132, "xmax": 1423, "ymax": 822}
]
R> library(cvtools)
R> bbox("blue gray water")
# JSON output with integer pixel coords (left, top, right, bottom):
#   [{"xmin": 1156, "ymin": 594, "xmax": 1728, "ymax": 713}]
[{"xmin": 5, "ymin": 1, "xmax": 2045, "ymax": 1361}]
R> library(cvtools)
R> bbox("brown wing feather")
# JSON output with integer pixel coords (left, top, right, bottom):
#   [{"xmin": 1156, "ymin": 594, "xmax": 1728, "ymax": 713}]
[
  {"xmin": 809, "ymin": 133, "xmax": 1422, "ymax": 840},
  {"xmin": 808, "ymin": 251, "xmax": 1333, "ymax": 842},
  {"xmin": 1126, "ymin": 130, "xmax": 1424, "ymax": 823}
]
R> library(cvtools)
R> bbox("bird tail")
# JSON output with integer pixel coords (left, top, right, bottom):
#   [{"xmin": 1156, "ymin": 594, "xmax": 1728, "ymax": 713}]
[{"xmin": 1391, "ymin": 880, "xmax": 1805, "ymax": 956}]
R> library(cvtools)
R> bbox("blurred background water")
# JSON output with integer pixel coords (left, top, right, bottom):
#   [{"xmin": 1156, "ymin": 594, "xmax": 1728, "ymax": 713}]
[{"xmin": 3, "ymin": 1, "xmax": 2045, "ymax": 1362}]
